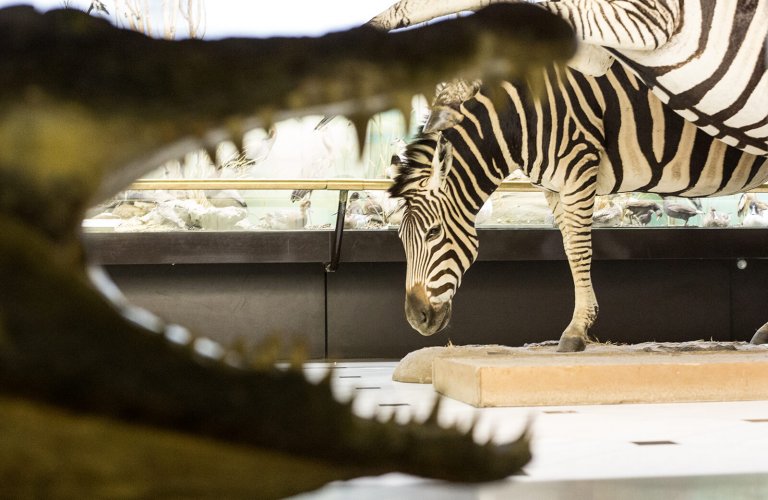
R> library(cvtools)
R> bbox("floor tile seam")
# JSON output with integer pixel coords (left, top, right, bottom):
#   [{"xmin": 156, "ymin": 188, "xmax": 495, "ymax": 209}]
[
  {"xmin": 560, "ymin": 442, "xmax": 768, "ymax": 468},
  {"xmin": 528, "ymin": 433, "xmax": 753, "ymax": 447},
  {"xmin": 525, "ymin": 440, "xmax": 634, "ymax": 464},
  {"xmin": 525, "ymin": 418, "xmax": 758, "ymax": 435},
  {"xmin": 520, "ymin": 462, "xmax": 768, "ymax": 482},
  {"xmin": 531, "ymin": 401, "xmax": 768, "ymax": 415},
  {"xmin": 513, "ymin": 469, "xmax": 768, "ymax": 484}
]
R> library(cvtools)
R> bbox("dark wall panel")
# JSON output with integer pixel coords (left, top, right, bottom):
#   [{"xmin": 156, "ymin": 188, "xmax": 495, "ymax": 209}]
[
  {"xmin": 444, "ymin": 261, "xmax": 574, "ymax": 346},
  {"xmin": 590, "ymin": 260, "xmax": 732, "ymax": 343},
  {"xmin": 90, "ymin": 228, "xmax": 767, "ymax": 359},
  {"xmin": 328, "ymin": 260, "xmax": 739, "ymax": 358},
  {"xmin": 106, "ymin": 263, "xmax": 326, "ymax": 358},
  {"xmin": 328, "ymin": 261, "xmax": 579, "ymax": 358},
  {"xmin": 326, "ymin": 263, "xmax": 430, "ymax": 359},
  {"xmin": 730, "ymin": 259, "xmax": 768, "ymax": 342}
]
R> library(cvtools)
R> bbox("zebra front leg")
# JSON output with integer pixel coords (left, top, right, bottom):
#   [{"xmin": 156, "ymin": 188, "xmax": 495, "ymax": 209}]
[{"xmin": 545, "ymin": 189, "xmax": 598, "ymax": 352}]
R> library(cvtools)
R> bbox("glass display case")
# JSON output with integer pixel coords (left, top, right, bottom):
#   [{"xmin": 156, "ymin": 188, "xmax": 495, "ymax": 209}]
[
  {"xmin": 82, "ymin": 96, "xmax": 768, "ymax": 235},
  {"xmin": 83, "ymin": 107, "xmax": 411, "ymax": 234},
  {"xmin": 83, "ymin": 180, "xmax": 768, "ymax": 234}
]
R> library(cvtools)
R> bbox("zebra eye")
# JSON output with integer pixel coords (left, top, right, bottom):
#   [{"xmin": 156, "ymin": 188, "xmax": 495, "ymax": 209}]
[{"xmin": 426, "ymin": 225, "xmax": 441, "ymax": 241}]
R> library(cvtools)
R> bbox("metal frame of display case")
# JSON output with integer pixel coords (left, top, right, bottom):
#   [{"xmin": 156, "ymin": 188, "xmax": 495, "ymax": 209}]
[
  {"xmin": 88, "ymin": 178, "xmax": 768, "ymax": 267},
  {"xmin": 84, "ymin": 228, "xmax": 768, "ymax": 265},
  {"xmin": 123, "ymin": 178, "xmax": 544, "ymax": 271}
]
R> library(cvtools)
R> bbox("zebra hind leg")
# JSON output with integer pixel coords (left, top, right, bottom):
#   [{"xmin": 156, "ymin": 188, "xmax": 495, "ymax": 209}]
[{"xmin": 750, "ymin": 323, "xmax": 768, "ymax": 345}]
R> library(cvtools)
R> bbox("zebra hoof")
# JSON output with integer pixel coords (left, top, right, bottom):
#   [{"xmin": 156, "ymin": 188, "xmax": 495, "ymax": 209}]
[
  {"xmin": 557, "ymin": 335, "xmax": 586, "ymax": 352},
  {"xmin": 750, "ymin": 328, "xmax": 768, "ymax": 345}
]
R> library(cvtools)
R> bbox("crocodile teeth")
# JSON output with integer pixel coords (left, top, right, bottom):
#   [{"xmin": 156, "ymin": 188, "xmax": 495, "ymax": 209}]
[
  {"xmin": 203, "ymin": 144, "xmax": 219, "ymax": 166},
  {"xmin": 226, "ymin": 119, "xmax": 249, "ymax": 160},
  {"xmin": 193, "ymin": 337, "xmax": 226, "ymax": 360},
  {"xmin": 288, "ymin": 340, "xmax": 309, "ymax": 369},
  {"xmin": 424, "ymin": 395, "xmax": 442, "ymax": 425},
  {"xmin": 249, "ymin": 336, "xmax": 281, "ymax": 369},
  {"xmin": 394, "ymin": 94, "xmax": 414, "ymax": 135},
  {"xmin": 349, "ymin": 114, "xmax": 370, "ymax": 159},
  {"xmin": 165, "ymin": 324, "xmax": 193, "ymax": 345}
]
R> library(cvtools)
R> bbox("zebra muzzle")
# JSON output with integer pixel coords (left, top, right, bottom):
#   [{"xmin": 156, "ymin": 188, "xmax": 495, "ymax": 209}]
[{"xmin": 405, "ymin": 286, "xmax": 452, "ymax": 336}]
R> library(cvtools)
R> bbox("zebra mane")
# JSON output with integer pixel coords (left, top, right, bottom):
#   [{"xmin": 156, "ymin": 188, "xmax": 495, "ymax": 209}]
[{"xmin": 387, "ymin": 132, "xmax": 440, "ymax": 199}]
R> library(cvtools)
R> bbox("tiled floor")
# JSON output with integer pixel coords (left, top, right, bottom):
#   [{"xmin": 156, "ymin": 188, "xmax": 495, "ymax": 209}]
[{"xmin": 294, "ymin": 362, "xmax": 768, "ymax": 499}]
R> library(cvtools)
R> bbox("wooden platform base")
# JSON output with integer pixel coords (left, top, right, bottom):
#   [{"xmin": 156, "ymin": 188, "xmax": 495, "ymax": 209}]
[{"xmin": 395, "ymin": 342, "xmax": 768, "ymax": 407}]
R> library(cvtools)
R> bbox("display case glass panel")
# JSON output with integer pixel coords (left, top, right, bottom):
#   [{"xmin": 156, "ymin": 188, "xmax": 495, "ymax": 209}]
[{"xmin": 83, "ymin": 105, "xmax": 768, "ymax": 233}]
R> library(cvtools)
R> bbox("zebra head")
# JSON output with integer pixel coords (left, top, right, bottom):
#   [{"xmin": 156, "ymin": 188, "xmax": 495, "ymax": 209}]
[{"xmin": 388, "ymin": 132, "xmax": 480, "ymax": 336}]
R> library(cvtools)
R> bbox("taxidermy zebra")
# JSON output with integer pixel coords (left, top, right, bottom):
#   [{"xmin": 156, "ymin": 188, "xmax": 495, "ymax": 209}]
[
  {"xmin": 388, "ymin": 63, "xmax": 768, "ymax": 352},
  {"xmin": 370, "ymin": 0, "xmax": 768, "ymax": 157}
]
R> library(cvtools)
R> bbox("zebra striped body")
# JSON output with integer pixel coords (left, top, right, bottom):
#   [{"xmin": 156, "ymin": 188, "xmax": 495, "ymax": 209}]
[
  {"xmin": 389, "ymin": 63, "xmax": 768, "ymax": 351},
  {"xmin": 603, "ymin": 0, "xmax": 768, "ymax": 156},
  {"xmin": 370, "ymin": 0, "xmax": 768, "ymax": 156}
]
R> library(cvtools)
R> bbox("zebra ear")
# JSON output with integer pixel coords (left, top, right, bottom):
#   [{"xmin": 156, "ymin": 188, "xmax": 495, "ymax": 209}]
[
  {"xmin": 427, "ymin": 136, "xmax": 452, "ymax": 191},
  {"xmin": 423, "ymin": 106, "xmax": 464, "ymax": 133}
]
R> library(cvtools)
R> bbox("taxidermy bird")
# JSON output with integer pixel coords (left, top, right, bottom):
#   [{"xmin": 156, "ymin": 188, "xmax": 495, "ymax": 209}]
[
  {"xmin": 624, "ymin": 198, "xmax": 662, "ymax": 226},
  {"xmin": 635, "ymin": 211, "xmax": 653, "ymax": 225},
  {"xmin": 345, "ymin": 192, "xmax": 386, "ymax": 228},
  {"xmin": 260, "ymin": 197, "xmax": 311, "ymax": 230},
  {"xmin": 742, "ymin": 202, "xmax": 768, "ymax": 227},
  {"xmin": 702, "ymin": 207, "xmax": 730, "ymax": 228},
  {"xmin": 737, "ymin": 193, "xmax": 768, "ymax": 218},
  {"xmin": 345, "ymin": 212, "xmax": 385, "ymax": 229},
  {"xmin": 489, "ymin": 192, "xmax": 551, "ymax": 225},
  {"xmin": 347, "ymin": 191, "xmax": 383, "ymax": 217},
  {"xmin": 291, "ymin": 189, "xmax": 312, "ymax": 203},
  {"xmin": 663, "ymin": 198, "xmax": 702, "ymax": 226},
  {"xmin": 592, "ymin": 199, "xmax": 623, "ymax": 227}
]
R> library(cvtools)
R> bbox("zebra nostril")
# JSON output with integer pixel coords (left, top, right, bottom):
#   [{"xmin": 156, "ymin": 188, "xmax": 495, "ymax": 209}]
[{"xmin": 406, "ymin": 286, "xmax": 436, "ymax": 331}]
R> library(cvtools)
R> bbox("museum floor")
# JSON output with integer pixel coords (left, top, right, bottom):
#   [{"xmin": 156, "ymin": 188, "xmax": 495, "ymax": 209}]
[{"xmin": 293, "ymin": 361, "xmax": 768, "ymax": 499}]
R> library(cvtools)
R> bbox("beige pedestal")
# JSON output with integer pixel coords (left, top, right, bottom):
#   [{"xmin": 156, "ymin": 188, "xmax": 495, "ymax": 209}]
[{"xmin": 432, "ymin": 349, "xmax": 768, "ymax": 407}]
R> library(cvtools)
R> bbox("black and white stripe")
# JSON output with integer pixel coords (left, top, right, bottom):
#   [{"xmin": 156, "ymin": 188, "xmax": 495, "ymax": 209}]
[
  {"xmin": 389, "ymin": 62, "xmax": 768, "ymax": 350},
  {"xmin": 601, "ymin": 0, "xmax": 768, "ymax": 156},
  {"xmin": 393, "ymin": 137, "xmax": 480, "ymax": 305},
  {"xmin": 370, "ymin": 0, "xmax": 768, "ymax": 156}
]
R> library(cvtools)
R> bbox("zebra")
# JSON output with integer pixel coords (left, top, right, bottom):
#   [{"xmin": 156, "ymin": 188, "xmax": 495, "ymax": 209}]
[
  {"xmin": 369, "ymin": 0, "xmax": 768, "ymax": 157},
  {"xmin": 388, "ymin": 62, "xmax": 768, "ymax": 352}
]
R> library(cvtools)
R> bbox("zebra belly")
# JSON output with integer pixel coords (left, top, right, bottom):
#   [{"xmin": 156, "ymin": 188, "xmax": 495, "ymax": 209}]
[{"xmin": 595, "ymin": 134, "xmax": 768, "ymax": 198}]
